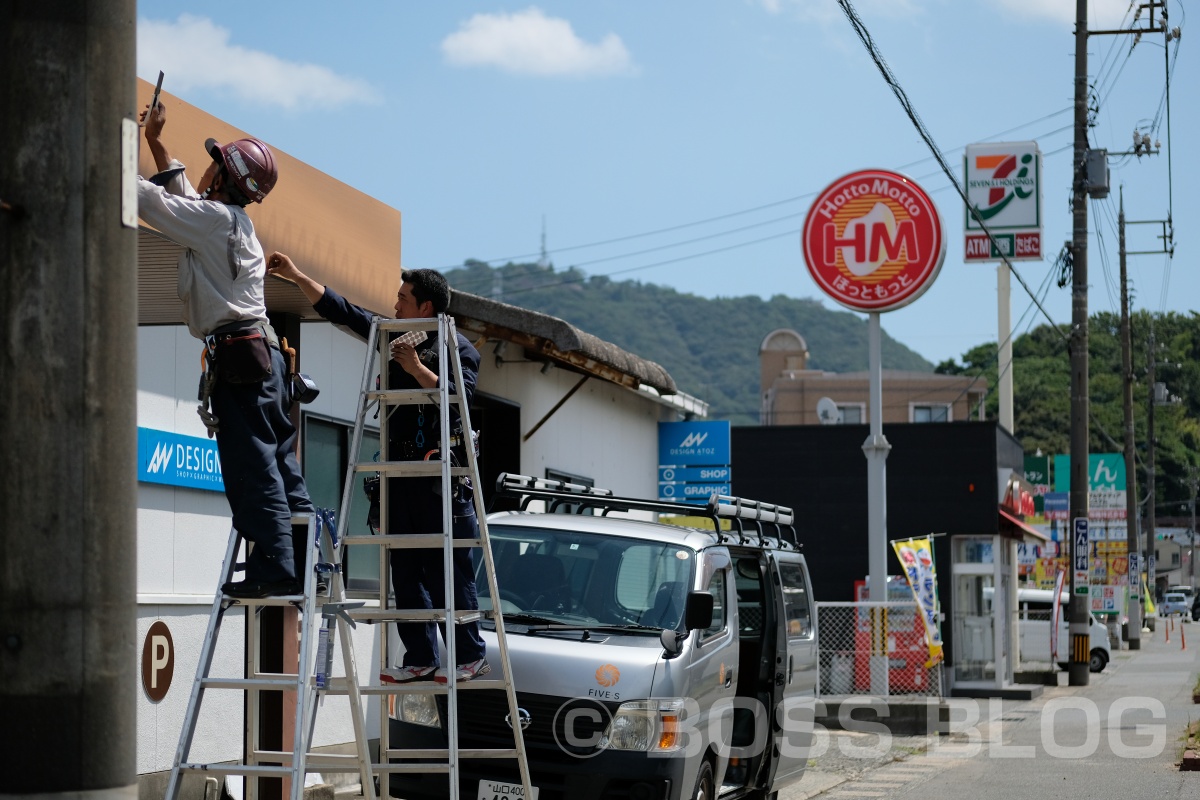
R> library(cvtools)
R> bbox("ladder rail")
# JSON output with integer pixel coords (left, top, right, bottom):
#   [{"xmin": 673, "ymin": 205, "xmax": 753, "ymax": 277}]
[
  {"xmin": 335, "ymin": 317, "xmax": 380, "ymax": 562},
  {"xmin": 446, "ymin": 316, "xmax": 535, "ymax": 799},
  {"xmin": 438, "ymin": 314, "xmax": 461, "ymax": 795},
  {"xmin": 164, "ymin": 529, "xmax": 242, "ymax": 800}
]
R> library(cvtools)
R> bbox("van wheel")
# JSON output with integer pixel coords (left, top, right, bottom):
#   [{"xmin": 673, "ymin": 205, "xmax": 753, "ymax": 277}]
[
  {"xmin": 1089, "ymin": 649, "xmax": 1107, "ymax": 673},
  {"xmin": 691, "ymin": 760, "xmax": 714, "ymax": 800}
]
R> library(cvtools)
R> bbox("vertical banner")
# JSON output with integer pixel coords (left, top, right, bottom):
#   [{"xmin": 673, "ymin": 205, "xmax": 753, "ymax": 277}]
[
  {"xmin": 1051, "ymin": 568, "xmax": 1066, "ymax": 660},
  {"xmin": 892, "ymin": 537, "xmax": 944, "ymax": 666}
]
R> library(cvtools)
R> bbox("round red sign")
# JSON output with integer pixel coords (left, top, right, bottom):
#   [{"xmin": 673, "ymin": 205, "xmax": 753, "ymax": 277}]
[{"xmin": 802, "ymin": 169, "xmax": 945, "ymax": 312}]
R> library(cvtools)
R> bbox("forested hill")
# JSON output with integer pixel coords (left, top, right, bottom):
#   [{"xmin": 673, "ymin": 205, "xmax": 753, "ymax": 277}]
[{"xmin": 446, "ymin": 260, "xmax": 933, "ymax": 424}]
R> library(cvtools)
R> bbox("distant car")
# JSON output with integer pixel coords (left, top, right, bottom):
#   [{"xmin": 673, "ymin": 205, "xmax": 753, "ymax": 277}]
[{"xmin": 1158, "ymin": 592, "xmax": 1190, "ymax": 619}]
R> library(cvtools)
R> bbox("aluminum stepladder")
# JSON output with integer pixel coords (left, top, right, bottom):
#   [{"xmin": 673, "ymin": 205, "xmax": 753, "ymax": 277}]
[
  {"xmin": 165, "ymin": 513, "xmax": 377, "ymax": 800},
  {"xmin": 336, "ymin": 313, "xmax": 531, "ymax": 800}
]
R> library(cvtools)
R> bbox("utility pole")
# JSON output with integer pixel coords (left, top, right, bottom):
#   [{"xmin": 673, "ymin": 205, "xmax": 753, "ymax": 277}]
[
  {"xmin": 1067, "ymin": 0, "xmax": 1091, "ymax": 686},
  {"xmin": 1146, "ymin": 327, "xmax": 1158, "ymax": 601},
  {"xmin": 0, "ymin": 3, "xmax": 138, "ymax": 798},
  {"xmin": 1188, "ymin": 471, "xmax": 1198, "ymax": 590},
  {"xmin": 1119, "ymin": 191, "xmax": 1142, "ymax": 648},
  {"xmin": 1068, "ymin": 0, "xmax": 1171, "ymax": 686}
]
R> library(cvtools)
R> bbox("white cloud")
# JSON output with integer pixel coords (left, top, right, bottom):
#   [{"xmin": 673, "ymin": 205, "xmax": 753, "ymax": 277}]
[
  {"xmin": 441, "ymin": 7, "xmax": 636, "ymax": 76},
  {"xmin": 137, "ymin": 15, "xmax": 380, "ymax": 110}
]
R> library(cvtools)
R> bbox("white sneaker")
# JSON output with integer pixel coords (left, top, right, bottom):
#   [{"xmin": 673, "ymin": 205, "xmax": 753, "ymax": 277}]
[
  {"xmin": 380, "ymin": 664, "xmax": 436, "ymax": 684},
  {"xmin": 434, "ymin": 658, "xmax": 491, "ymax": 684}
]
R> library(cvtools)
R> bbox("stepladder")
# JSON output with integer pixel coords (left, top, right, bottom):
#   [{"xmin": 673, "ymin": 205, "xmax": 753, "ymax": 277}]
[
  {"xmin": 165, "ymin": 511, "xmax": 377, "ymax": 800},
  {"xmin": 336, "ymin": 313, "xmax": 532, "ymax": 800}
]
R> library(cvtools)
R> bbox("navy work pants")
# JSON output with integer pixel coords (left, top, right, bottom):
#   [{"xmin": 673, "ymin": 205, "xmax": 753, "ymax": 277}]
[
  {"xmin": 211, "ymin": 346, "xmax": 313, "ymax": 584},
  {"xmin": 388, "ymin": 481, "xmax": 486, "ymax": 668}
]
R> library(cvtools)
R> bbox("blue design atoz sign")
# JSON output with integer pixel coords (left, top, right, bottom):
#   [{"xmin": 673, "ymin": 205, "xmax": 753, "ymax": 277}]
[
  {"xmin": 137, "ymin": 427, "xmax": 224, "ymax": 492},
  {"xmin": 658, "ymin": 421, "xmax": 731, "ymax": 503}
]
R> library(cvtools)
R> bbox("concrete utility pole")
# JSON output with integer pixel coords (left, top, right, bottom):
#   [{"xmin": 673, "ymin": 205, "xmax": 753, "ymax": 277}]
[
  {"xmin": 1147, "ymin": 329, "xmax": 1158, "ymax": 600},
  {"xmin": 1067, "ymin": 0, "xmax": 1091, "ymax": 687},
  {"xmin": 1118, "ymin": 192, "xmax": 1142, "ymax": 648},
  {"xmin": 0, "ymin": 3, "xmax": 138, "ymax": 798}
]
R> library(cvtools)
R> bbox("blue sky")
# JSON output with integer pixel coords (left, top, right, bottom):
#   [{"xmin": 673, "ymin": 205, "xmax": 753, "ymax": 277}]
[{"xmin": 137, "ymin": 1, "xmax": 1193, "ymax": 367}]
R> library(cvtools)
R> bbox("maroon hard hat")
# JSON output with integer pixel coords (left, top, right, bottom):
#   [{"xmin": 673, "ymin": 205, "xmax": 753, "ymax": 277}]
[{"xmin": 205, "ymin": 137, "xmax": 278, "ymax": 203}]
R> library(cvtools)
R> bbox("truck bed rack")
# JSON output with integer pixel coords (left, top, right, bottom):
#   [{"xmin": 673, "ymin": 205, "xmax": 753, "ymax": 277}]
[{"xmin": 493, "ymin": 472, "xmax": 799, "ymax": 549}]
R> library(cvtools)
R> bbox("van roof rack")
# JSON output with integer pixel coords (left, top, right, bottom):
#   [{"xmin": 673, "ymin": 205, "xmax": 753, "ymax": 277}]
[{"xmin": 494, "ymin": 472, "xmax": 799, "ymax": 549}]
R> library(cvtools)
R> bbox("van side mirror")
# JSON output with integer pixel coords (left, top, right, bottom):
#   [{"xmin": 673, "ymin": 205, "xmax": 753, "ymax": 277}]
[{"xmin": 684, "ymin": 591, "xmax": 714, "ymax": 631}]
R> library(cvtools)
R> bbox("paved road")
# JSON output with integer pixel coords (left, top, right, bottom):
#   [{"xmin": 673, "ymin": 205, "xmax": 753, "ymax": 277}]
[{"xmin": 785, "ymin": 620, "xmax": 1200, "ymax": 799}]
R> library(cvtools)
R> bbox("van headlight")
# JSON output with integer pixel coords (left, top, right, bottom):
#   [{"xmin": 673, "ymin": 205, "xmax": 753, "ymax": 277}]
[
  {"xmin": 598, "ymin": 699, "xmax": 685, "ymax": 752},
  {"xmin": 398, "ymin": 694, "xmax": 440, "ymax": 727}
]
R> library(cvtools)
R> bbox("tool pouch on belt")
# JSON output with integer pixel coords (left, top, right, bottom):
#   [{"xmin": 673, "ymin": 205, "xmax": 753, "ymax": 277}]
[{"xmin": 212, "ymin": 329, "xmax": 272, "ymax": 384}]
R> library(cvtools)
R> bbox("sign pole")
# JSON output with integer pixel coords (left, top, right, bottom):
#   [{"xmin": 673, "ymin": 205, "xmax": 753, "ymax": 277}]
[
  {"xmin": 864, "ymin": 312, "xmax": 891, "ymax": 696},
  {"xmin": 998, "ymin": 263, "xmax": 1013, "ymax": 433}
]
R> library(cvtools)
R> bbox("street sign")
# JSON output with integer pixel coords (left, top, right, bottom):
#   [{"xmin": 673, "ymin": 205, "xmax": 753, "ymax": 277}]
[
  {"xmin": 801, "ymin": 169, "xmax": 945, "ymax": 312},
  {"xmin": 1073, "ymin": 517, "xmax": 1089, "ymax": 594}
]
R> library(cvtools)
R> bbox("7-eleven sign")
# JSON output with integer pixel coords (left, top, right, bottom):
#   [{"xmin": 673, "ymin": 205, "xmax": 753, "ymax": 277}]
[{"xmin": 964, "ymin": 141, "xmax": 1043, "ymax": 262}]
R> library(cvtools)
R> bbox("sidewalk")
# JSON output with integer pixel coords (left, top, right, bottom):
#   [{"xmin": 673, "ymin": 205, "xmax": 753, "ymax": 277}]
[{"xmin": 784, "ymin": 620, "xmax": 1200, "ymax": 800}]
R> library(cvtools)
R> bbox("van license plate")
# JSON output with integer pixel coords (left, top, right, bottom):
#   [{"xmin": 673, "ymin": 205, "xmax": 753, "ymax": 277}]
[{"xmin": 478, "ymin": 779, "xmax": 538, "ymax": 800}]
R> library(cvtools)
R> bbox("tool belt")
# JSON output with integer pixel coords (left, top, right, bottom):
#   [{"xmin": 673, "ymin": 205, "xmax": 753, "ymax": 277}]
[{"xmin": 205, "ymin": 321, "xmax": 278, "ymax": 384}]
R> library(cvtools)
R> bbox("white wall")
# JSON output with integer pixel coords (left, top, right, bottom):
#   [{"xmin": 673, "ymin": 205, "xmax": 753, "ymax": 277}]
[{"xmin": 476, "ymin": 354, "xmax": 670, "ymax": 500}]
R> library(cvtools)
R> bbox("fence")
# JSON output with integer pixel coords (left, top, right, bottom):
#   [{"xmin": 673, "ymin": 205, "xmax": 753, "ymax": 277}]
[{"xmin": 816, "ymin": 601, "xmax": 943, "ymax": 698}]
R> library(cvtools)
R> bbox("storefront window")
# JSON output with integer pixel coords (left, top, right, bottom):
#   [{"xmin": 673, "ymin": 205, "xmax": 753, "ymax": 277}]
[{"xmin": 304, "ymin": 415, "xmax": 380, "ymax": 594}]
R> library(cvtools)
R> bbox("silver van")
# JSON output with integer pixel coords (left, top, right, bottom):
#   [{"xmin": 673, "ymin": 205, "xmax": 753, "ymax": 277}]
[{"xmin": 389, "ymin": 474, "xmax": 819, "ymax": 800}]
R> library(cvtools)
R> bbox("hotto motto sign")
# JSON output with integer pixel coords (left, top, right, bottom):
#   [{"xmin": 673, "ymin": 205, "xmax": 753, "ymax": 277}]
[{"xmin": 802, "ymin": 169, "xmax": 946, "ymax": 312}]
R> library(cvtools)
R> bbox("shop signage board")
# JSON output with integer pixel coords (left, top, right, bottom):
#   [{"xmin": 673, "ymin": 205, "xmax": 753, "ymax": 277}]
[
  {"xmin": 1051, "ymin": 453, "xmax": 1127, "ymax": 519},
  {"xmin": 658, "ymin": 421, "xmax": 731, "ymax": 503},
  {"xmin": 137, "ymin": 426, "xmax": 224, "ymax": 492},
  {"xmin": 802, "ymin": 169, "xmax": 946, "ymax": 312},
  {"xmin": 963, "ymin": 141, "xmax": 1043, "ymax": 262}
]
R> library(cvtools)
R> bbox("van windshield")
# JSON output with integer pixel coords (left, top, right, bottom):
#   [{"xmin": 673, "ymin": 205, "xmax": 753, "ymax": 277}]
[{"xmin": 476, "ymin": 524, "xmax": 696, "ymax": 630}]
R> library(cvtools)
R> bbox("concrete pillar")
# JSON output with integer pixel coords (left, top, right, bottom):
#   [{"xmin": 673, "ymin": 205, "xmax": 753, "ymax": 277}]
[{"xmin": 0, "ymin": 2, "xmax": 138, "ymax": 796}]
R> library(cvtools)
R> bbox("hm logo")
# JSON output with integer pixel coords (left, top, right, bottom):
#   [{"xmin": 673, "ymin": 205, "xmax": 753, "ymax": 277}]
[
  {"xmin": 147, "ymin": 442, "xmax": 173, "ymax": 474},
  {"xmin": 679, "ymin": 432, "xmax": 709, "ymax": 448}
]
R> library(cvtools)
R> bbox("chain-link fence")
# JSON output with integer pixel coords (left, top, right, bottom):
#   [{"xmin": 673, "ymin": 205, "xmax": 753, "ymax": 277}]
[{"xmin": 816, "ymin": 601, "xmax": 943, "ymax": 698}]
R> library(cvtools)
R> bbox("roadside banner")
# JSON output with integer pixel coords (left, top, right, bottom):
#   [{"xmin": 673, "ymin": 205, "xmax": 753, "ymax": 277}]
[
  {"xmin": 1051, "ymin": 568, "xmax": 1066, "ymax": 660},
  {"xmin": 892, "ymin": 537, "xmax": 944, "ymax": 667}
]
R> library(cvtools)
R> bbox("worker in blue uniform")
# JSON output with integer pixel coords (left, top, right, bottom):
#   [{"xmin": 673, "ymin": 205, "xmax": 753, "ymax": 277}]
[{"xmin": 265, "ymin": 253, "xmax": 489, "ymax": 683}]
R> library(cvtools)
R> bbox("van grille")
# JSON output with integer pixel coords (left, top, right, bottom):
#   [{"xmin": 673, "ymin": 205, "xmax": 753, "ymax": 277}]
[{"xmin": 444, "ymin": 691, "xmax": 621, "ymax": 755}]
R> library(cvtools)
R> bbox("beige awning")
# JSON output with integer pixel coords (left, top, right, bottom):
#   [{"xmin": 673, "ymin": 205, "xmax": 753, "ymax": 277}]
[{"xmin": 135, "ymin": 78, "xmax": 400, "ymax": 323}]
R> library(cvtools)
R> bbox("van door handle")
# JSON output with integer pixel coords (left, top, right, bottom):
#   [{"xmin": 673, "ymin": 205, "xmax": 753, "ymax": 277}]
[
  {"xmin": 788, "ymin": 655, "xmax": 794, "ymax": 683},
  {"xmin": 725, "ymin": 669, "xmax": 734, "ymax": 688}
]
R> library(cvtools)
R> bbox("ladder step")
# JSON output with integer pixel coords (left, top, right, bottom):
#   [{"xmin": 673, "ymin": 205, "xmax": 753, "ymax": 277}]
[
  {"xmin": 377, "ymin": 319, "xmax": 439, "ymax": 332},
  {"xmin": 202, "ymin": 676, "xmax": 298, "ymax": 691},
  {"xmin": 342, "ymin": 534, "xmax": 482, "ymax": 549},
  {"xmin": 384, "ymin": 747, "xmax": 522, "ymax": 760},
  {"xmin": 321, "ymin": 678, "xmax": 508, "ymax": 695},
  {"xmin": 222, "ymin": 594, "xmax": 305, "ymax": 607},
  {"xmin": 346, "ymin": 608, "xmax": 483, "ymax": 624},
  {"xmin": 368, "ymin": 388, "xmax": 461, "ymax": 406},
  {"xmin": 178, "ymin": 763, "xmax": 291, "ymax": 777},
  {"xmin": 354, "ymin": 461, "xmax": 472, "ymax": 477}
]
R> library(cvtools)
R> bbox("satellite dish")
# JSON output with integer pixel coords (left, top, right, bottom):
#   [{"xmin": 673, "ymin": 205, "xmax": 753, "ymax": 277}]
[{"xmin": 816, "ymin": 397, "xmax": 841, "ymax": 425}]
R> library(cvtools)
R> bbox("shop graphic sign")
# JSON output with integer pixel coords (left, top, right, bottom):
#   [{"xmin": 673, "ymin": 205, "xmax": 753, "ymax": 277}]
[
  {"xmin": 658, "ymin": 421, "xmax": 730, "ymax": 503},
  {"xmin": 802, "ymin": 169, "xmax": 946, "ymax": 312},
  {"xmin": 137, "ymin": 427, "xmax": 224, "ymax": 492},
  {"xmin": 892, "ymin": 537, "xmax": 944, "ymax": 666},
  {"xmin": 963, "ymin": 141, "xmax": 1043, "ymax": 262}
]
